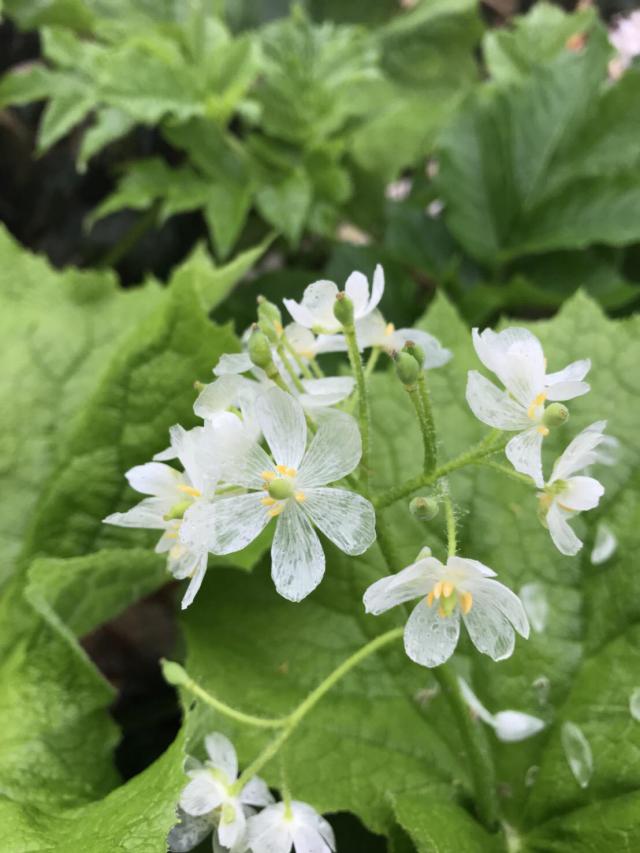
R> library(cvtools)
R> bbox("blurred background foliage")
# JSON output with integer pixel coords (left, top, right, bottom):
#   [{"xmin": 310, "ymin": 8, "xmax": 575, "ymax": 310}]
[{"xmin": 2, "ymin": 0, "xmax": 640, "ymax": 331}]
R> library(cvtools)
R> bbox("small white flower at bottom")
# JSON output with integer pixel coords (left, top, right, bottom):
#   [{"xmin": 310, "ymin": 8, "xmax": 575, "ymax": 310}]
[
  {"xmin": 354, "ymin": 310, "xmax": 451, "ymax": 368},
  {"xmin": 247, "ymin": 801, "xmax": 336, "ymax": 853},
  {"xmin": 538, "ymin": 421, "xmax": 606, "ymax": 556},
  {"xmin": 364, "ymin": 554, "xmax": 529, "ymax": 667},
  {"xmin": 178, "ymin": 733, "xmax": 273, "ymax": 851}
]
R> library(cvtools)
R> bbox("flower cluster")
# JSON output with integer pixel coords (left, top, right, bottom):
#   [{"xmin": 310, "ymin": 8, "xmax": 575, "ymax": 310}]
[{"xmin": 169, "ymin": 733, "xmax": 335, "ymax": 853}]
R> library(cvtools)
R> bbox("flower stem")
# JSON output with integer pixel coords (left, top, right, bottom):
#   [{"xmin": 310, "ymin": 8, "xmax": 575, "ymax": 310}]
[
  {"xmin": 282, "ymin": 335, "xmax": 314, "ymax": 380},
  {"xmin": 443, "ymin": 490, "xmax": 457, "ymax": 556},
  {"xmin": 343, "ymin": 323, "xmax": 371, "ymax": 493},
  {"xmin": 407, "ymin": 385, "xmax": 436, "ymax": 475},
  {"xmin": 309, "ymin": 356, "xmax": 324, "ymax": 378},
  {"xmin": 432, "ymin": 664, "xmax": 499, "ymax": 831},
  {"xmin": 364, "ymin": 346, "xmax": 382, "ymax": 378},
  {"xmin": 276, "ymin": 343, "xmax": 305, "ymax": 393},
  {"xmin": 161, "ymin": 660, "xmax": 286, "ymax": 729},
  {"xmin": 417, "ymin": 372, "xmax": 437, "ymax": 473},
  {"xmin": 231, "ymin": 628, "xmax": 404, "ymax": 792},
  {"xmin": 481, "ymin": 460, "xmax": 535, "ymax": 487},
  {"xmin": 373, "ymin": 431, "xmax": 505, "ymax": 510}
]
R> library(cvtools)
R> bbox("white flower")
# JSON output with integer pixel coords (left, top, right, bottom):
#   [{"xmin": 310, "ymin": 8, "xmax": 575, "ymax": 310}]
[
  {"xmin": 194, "ymin": 374, "xmax": 261, "ymax": 443},
  {"xmin": 458, "ymin": 678, "xmax": 545, "ymax": 743},
  {"xmin": 179, "ymin": 733, "xmax": 273, "ymax": 851},
  {"xmin": 103, "ymin": 420, "xmax": 232, "ymax": 608},
  {"xmin": 283, "ymin": 322, "xmax": 346, "ymax": 360},
  {"xmin": 538, "ymin": 421, "xmax": 606, "ymax": 556},
  {"xmin": 247, "ymin": 801, "xmax": 336, "ymax": 853},
  {"xmin": 364, "ymin": 554, "xmax": 529, "ymax": 667},
  {"xmin": 466, "ymin": 327, "xmax": 591, "ymax": 486},
  {"xmin": 283, "ymin": 266, "xmax": 384, "ymax": 333},
  {"xmin": 181, "ymin": 387, "xmax": 376, "ymax": 602},
  {"xmin": 355, "ymin": 310, "xmax": 451, "ymax": 368}
]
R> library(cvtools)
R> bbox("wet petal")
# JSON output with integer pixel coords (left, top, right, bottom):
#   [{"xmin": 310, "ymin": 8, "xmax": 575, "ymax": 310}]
[
  {"xmin": 546, "ymin": 502, "xmax": 582, "ymax": 556},
  {"xmin": 506, "ymin": 427, "xmax": 544, "ymax": 487},
  {"xmin": 205, "ymin": 733, "xmax": 238, "ymax": 782},
  {"xmin": 301, "ymin": 487, "xmax": 376, "ymax": 555},
  {"xmin": 404, "ymin": 599, "xmax": 460, "ymax": 668},
  {"xmin": 297, "ymin": 411, "xmax": 361, "ymax": 487},
  {"xmin": 466, "ymin": 371, "xmax": 530, "ymax": 430},
  {"xmin": 257, "ymin": 386, "xmax": 307, "ymax": 470},
  {"xmin": 181, "ymin": 493, "xmax": 269, "ymax": 555},
  {"xmin": 271, "ymin": 503, "xmax": 325, "ymax": 602},
  {"xmin": 363, "ymin": 559, "xmax": 438, "ymax": 614}
]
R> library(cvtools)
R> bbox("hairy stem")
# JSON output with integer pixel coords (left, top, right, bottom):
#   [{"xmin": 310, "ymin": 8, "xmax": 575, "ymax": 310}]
[
  {"xmin": 231, "ymin": 628, "xmax": 404, "ymax": 791},
  {"xmin": 344, "ymin": 323, "xmax": 371, "ymax": 493},
  {"xmin": 481, "ymin": 460, "xmax": 535, "ymax": 486},
  {"xmin": 432, "ymin": 665, "xmax": 499, "ymax": 831},
  {"xmin": 407, "ymin": 385, "xmax": 436, "ymax": 475},
  {"xmin": 417, "ymin": 372, "xmax": 437, "ymax": 473},
  {"xmin": 443, "ymin": 491, "xmax": 457, "ymax": 556},
  {"xmin": 276, "ymin": 343, "xmax": 305, "ymax": 393}
]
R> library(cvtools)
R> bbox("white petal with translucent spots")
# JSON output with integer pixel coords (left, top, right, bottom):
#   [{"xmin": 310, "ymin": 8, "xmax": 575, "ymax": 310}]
[
  {"xmin": 204, "ymin": 733, "xmax": 238, "ymax": 783},
  {"xmin": 271, "ymin": 502, "xmax": 325, "ymax": 602},
  {"xmin": 369, "ymin": 264, "xmax": 385, "ymax": 314},
  {"xmin": 284, "ymin": 280, "xmax": 340, "ymax": 331},
  {"xmin": 214, "ymin": 352, "xmax": 254, "ymax": 376},
  {"xmin": 466, "ymin": 371, "xmax": 530, "ymax": 430},
  {"xmin": 181, "ymin": 493, "xmax": 269, "ymax": 555},
  {"xmin": 298, "ymin": 376, "xmax": 355, "ymax": 409},
  {"xmin": 404, "ymin": 599, "xmax": 461, "ymax": 667},
  {"xmin": 104, "ymin": 497, "xmax": 170, "ymax": 530},
  {"xmin": 297, "ymin": 410, "xmax": 361, "ymax": 487},
  {"xmin": 301, "ymin": 487, "xmax": 376, "ymax": 555},
  {"xmin": 363, "ymin": 559, "xmax": 438, "ymax": 614},
  {"xmin": 257, "ymin": 386, "xmax": 307, "ymax": 470},
  {"xmin": 180, "ymin": 772, "xmax": 224, "ymax": 816},
  {"xmin": 546, "ymin": 502, "xmax": 582, "ymax": 556},
  {"xmin": 448, "ymin": 556, "xmax": 497, "ymax": 578},
  {"xmin": 179, "ymin": 553, "xmax": 208, "ymax": 610},
  {"xmin": 506, "ymin": 427, "xmax": 544, "ymax": 487},
  {"xmin": 462, "ymin": 598, "xmax": 516, "ymax": 661}
]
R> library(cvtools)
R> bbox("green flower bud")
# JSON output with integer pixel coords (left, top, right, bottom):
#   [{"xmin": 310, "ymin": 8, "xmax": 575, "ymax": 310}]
[
  {"xmin": 257, "ymin": 296, "xmax": 283, "ymax": 343},
  {"xmin": 333, "ymin": 292, "xmax": 354, "ymax": 327},
  {"xmin": 410, "ymin": 495, "xmax": 439, "ymax": 521},
  {"xmin": 403, "ymin": 340, "xmax": 425, "ymax": 368},
  {"xmin": 542, "ymin": 402, "xmax": 569, "ymax": 428},
  {"xmin": 248, "ymin": 328, "xmax": 274, "ymax": 369},
  {"xmin": 268, "ymin": 478, "xmax": 295, "ymax": 500},
  {"xmin": 396, "ymin": 351, "xmax": 421, "ymax": 387},
  {"xmin": 161, "ymin": 659, "xmax": 188, "ymax": 686}
]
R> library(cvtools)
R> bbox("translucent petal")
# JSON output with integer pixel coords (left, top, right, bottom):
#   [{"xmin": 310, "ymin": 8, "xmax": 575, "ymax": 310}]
[
  {"xmin": 301, "ymin": 487, "xmax": 376, "ymax": 555},
  {"xmin": 591, "ymin": 522, "xmax": 617, "ymax": 565},
  {"xmin": 457, "ymin": 677, "xmax": 495, "ymax": 725},
  {"xmin": 363, "ymin": 559, "xmax": 439, "ymax": 614},
  {"xmin": 506, "ymin": 427, "xmax": 544, "ymax": 487},
  {"xmin": 167, "ymin": 424, "xmax": 221, "ymax": 495},
  {"xmin": 345, "ymin": 270, "xmax": 370, "ymax": 316},
  {"xmin": 391, "ymin": 328, "xmax": 452, "ymax": 369},
  {"xmin": 194, "ymin": 375, "xmax": 259, "ymax": 431},
  {"xmin": 291, "ymin": 824, "xmax": 333, "ymax": 853},
  {"xmin": 559, "ymin": 476, "xmax": 604, "ymax": 511},
  {"xmin": 298, "ymin": 376, "xmax": 355, "ymax": 410},
  {"xmin": 214, "ymin": 352, "xmax": 254, "ymax": 376},
  {"xmin": 205, "ymin": 733, "xmax": 238, "ymax": 783},
  {"xmin": 284, "ymin": 322, "xmax": 316, "ymax": 355},
  {"xmin": 181, "ymin": 493, "xmax": 269, "ymax": 555},
  {"xmin": 448, "ymin": 556, "xmax": 496, "ymax": 579},
  {"xmin": 240, "ymin": 776, "xmax": 274, "ymax": 807},
  {"xmin": 493, "ymin": 711, "xmax": 545, "ymax": 743},
  {"xmin": 103, "ymin": 497, "xmax": 169, "ymax": 530},
  {"xmin": 292, "ymin": 280, "xmax": 340, "ymax": 331},
  {"xmin": 247, "ymin": 805, "xmax": 292, "ymax": 853},
  {"xmin": 257, "ymin": 386, "xmax": 307, "ymax": 469},
  {"xmin": 222, "ymin": 440, "xmax": 275, "ymax": 490},
  {"xmin": 180, "ymin": 773, "xmax": 223, "ymax": 816},
  {"xmin": 468, "ymin": 578, "xmax": 530, "ymax": 639},
  {"xmin": 368, "ymin": 264, "xmax": 385, "ymax": 314},
  {"xmin": 404, "ymin": 599, "xmax": 460, "ymax": 668},
  {"xmin": 283, "ymin": 297, "xmax": 315, "ymax": 329},
  {"xmin": 629, "ymin": 687, "xmax": 640, "ymax": 721},
  {"xmin": 545, "ymin": 380, "xmax": 590, "ymax": 401},
  {"xmin": 473, "ymin": 328, "xmax": 546, "ymax": 408},
  {"xmin": 519, "ymin": 582, "xmax": 549, "ymax": 633},
  {"xmin": 545, "ymin": 358, "xmax": 591, "ymax": 387},
  {"xmin": 546, "ymin": 502, "xmax": 582, "ymax": 556},
  {"xmin": 466, "ymin": 371, "xmax": 530, "ymax": 430},
  {"xmin": 167, "ymin": 809, "xmax": 214, "ymax": 852},
  {"xmin": 218, "ymin": 802, "xmax": 246, "ymax": 849},
  {"xmin": 179, "ymin": 554, "xmax": 208, "ymax": 610},
  {"xmin": 462, "ymin": 580, "xmax": 529, "ymax": 661},
  {"xmin": 271, "ymin": 503, "xmax": 325, "ymax": 602},
  {"xmin": 297, "ymin": 411, "xmax": 361, "ymax": 487},
  {"xmin": 291, "ymin": 803, "xmax": 336, "ymax": 849},
  {"xmin": 354, "ymin": 311, "xmax": 387, "ymax": 348},
  {"xmin": 126, "ymin": 462, "xmax": 183, "ymax": 499},
  {"xmin": 314, "ymin": 333, "xmax": 348, "ymax": 355},
  {"xmin": 550, "ymin": 421, "xmax": 607, "ymax": 481},
  {"xmin": 561, "ymin": 721, "xmax": 593, "ymax": 788}
]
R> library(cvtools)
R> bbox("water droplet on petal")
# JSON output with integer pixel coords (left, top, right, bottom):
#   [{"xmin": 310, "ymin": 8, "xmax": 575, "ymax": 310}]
[
  {"xmin": 524, "ymin": 765, "xmax": 539, "ymax": 787},
  {"xmin": 520, "ymin": 583, "xmax": 549, "ymax": 633},
  {"xmin": 591, "ymin": 522, "xmax": 617, "ymax": 565},
  {"xmin": 532, "ymin": 675, "xmax": 551, "ymax": 705},
  {"xmin": 561, "ymin": 721, "xmax": 593, "ymax": 788},
  {"xmin": 629, "ymin": 688, "xmax": 640, "ymax": 721}
]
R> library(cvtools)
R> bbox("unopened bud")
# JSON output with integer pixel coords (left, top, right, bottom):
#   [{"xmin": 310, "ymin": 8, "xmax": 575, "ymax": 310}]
[
  {"xmin": 257, "ymin": 296, "xmax": 283, "ymax": 343},
  {"xmin": 410, "ymin": 496, "xmax": 439, "ymax": 522},
  {"xmin": 542, "ymin": 402, "xmax": 569, "ymax": 428},
  {"xmin": 248, "ymin": 328, "xmax": 274, "ymax": 369},
  {"xmin": 333, "ymin": 292, "xmax": 354, "ymax": 327},
  {"xmin": 404, "ymin": 341, "xmax": 425, "ymax": 368},
  {"xmin": 161, "ymin": 659, "xmax": 188, "ymax": 686},
  {"xmin": 396, "ymin": 351, "xmax": 420, "ymax": 387}
]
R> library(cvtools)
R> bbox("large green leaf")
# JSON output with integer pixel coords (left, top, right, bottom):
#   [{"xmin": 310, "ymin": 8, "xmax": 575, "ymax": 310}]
[{"xmin": 178, "ymin": 293, "xmax": 640, "ymax": 849}]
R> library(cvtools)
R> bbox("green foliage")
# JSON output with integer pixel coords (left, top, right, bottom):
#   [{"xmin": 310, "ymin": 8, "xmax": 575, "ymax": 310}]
[{"xmin": 177, "ymin": 293, "xmax": 640, "ymax": 849}]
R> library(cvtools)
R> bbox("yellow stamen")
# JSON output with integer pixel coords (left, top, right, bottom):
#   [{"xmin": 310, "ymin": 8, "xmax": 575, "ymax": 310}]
[
  {"xmin": 261, "ymin": 497, "xmax": 277, "ymax": 506},
  {"xmin": 460, "ymin": 591, "xmax": 473, "ymax": 614},
  {"xmin": 426, "ymin": 591, "xmax": 434, "ymax": 607},
  {"xmin": 527, "ymin": 391, "xmax": 547, "ymax": 420},
  {"xmin": 268, "ymin": 504, "xmax": 285, "ymax": 518},
  {"xmin": 432, "ymin": 581, "xmax": 443, "ymax": 599},
  {"xmin": 384, "ymin": 322, "xmax": 395, "ymax": 336},
  {"xmin": 165, "ymin": 531, "xmax": 179, "ymax": 539},
  {"xmin": 537, "ymin": 425, "xmax": 550, "ymax": 436},
  {"xmin": 294, "ymin": 491, "xmax": 306, "ymax": 502},
  {"xmin": 442, "ymin": 581, "xmax": 454, "ymax": 598},
  {"xmin": 276, "ymin": 464, "xmax": 297, "ymax": 477},
  {"xmin": 178, "ymin": 484, "xmax": 201, "ymax": 497},
  {"xmin": 262, "ymin": 470, "xmax": 276, "ymax": 481}
]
